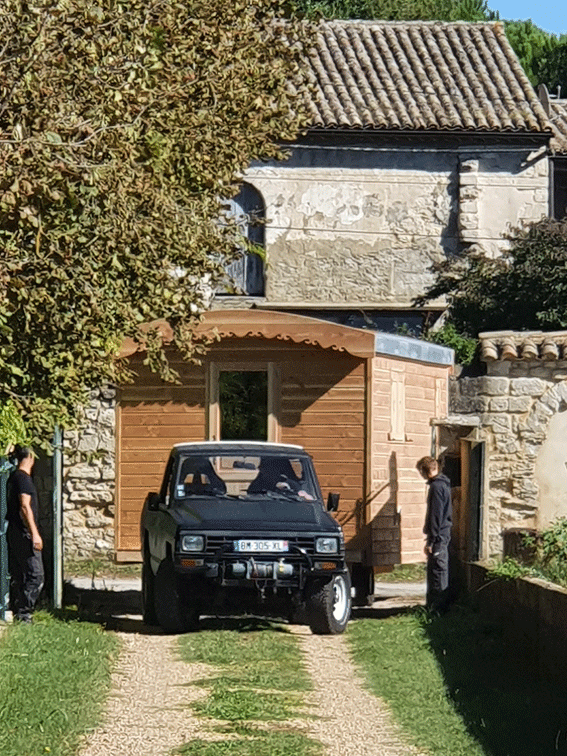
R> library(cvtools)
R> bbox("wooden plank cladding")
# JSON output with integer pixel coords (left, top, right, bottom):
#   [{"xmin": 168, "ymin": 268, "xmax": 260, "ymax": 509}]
[
  {"xmin": 116, "ymin": 353, "xmax": 206, "ymax": 553},
  {"xmin": 116, "ymin": 331, "xmax": 369, "ymax": 557},
  {"xmin": 280, "ymin": 355, "xmax": 366, "ymax": 548}
]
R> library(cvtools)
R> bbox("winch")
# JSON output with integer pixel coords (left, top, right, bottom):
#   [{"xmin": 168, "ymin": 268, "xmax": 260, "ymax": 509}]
[{"xmin": 229, "ymin": 558, "xmax": 294, "ymax": 580}]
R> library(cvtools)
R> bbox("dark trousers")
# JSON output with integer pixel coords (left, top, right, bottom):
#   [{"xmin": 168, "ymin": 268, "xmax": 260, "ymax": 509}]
[
  {"xmin": 7, "ymin": 526, "xmax": 44, "ymax": 620},
  {"xmin": 426, "ymin": 541, "xmax": 450, "ymax": 612}
]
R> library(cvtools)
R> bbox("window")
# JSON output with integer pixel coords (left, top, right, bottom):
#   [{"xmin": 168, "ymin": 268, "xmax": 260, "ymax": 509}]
[
  {"xmin": 208, "ymin": 362, "xmax": 279, "ymax": 442},
  {"xmin": 219, "ymin": 371, "xmax": 268, "ymax": 441},
  {"xmin": 389, "ymin": 372, "xmax": 405, "ymax": 442},
  {"xmin": 220, "ymin": 182, "xmax": 265, "ymax": 296}
]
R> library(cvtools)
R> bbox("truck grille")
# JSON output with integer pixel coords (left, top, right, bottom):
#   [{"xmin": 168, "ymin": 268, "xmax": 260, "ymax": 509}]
[{"xmin": 204, "ymin": 534, "xmax": 315, "ymax": 557}]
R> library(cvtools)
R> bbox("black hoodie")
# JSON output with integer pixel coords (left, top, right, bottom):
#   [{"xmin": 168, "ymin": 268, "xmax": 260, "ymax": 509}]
[{"xmin": 423, "ymin": 473, "xmax": 452, "ymax": 546}]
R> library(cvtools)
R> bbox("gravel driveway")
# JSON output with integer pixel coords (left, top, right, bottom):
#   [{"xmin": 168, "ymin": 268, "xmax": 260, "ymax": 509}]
[{"xmin": 71, "ymin": 578, "xmax": 426, "ymax": 756}]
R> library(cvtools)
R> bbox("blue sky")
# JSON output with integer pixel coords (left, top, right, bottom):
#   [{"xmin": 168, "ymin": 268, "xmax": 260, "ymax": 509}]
[{"xmin": 491, "ymin": 1, "xmax": 566, "ymax": 35}]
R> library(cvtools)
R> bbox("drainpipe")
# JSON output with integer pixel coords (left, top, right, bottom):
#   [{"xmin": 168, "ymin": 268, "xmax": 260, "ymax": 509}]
[{"xmin": 52, "ymin": 426, "xmax": 63, "ymax": 609}]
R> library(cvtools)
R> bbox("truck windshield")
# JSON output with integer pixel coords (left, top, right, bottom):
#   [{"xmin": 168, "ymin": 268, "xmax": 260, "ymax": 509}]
[{"xmin": 174, "ymin": 452, "xmax": 318, "ymax": 502}]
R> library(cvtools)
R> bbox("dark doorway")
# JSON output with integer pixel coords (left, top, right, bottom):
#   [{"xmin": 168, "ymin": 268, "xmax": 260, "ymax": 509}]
[{"xmin": 219, "ymin": 371, "xmax": 268, "ymax": 441}]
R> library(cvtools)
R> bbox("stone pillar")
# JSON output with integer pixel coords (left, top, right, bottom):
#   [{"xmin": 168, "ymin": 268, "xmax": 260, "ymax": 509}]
[
  {"xmin": 458, "ymin": 157, "xmax": 481, "ymax": 245},
  {"xmin": 62, "ymin": 387, "xmax": 116, "ymax": 560}
]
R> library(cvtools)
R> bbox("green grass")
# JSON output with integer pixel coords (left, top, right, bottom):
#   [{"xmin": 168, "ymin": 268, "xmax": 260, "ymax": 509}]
[
  {"xmin": 175, "ymin": 731, "xmax": 320, "ymax": 756},
  {"xmin": 175, "ymin": 618, "xmax": 321, "ymax": 756},
  {"xmin": 347, "ymin": 605, "xmax": 567, "ymax": 756},
  {"xmin": 0, "ymin": 611, "xmax": 119, "ymax": 756},
  {"xmin": 65, "ymin": 557, "xmax": 141, "ymax": 579},
  {"xmin": 375, "ymin": 562, "xmax": 426, "ymax": 582}
]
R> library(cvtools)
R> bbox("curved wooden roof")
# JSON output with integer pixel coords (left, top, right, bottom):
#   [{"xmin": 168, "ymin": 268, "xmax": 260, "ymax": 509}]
[{"xmin": 119, "ymin": 309, "xmax": 376, "ymax": 360}]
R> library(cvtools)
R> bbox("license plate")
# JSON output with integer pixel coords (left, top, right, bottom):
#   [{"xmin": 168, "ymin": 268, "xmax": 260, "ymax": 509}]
[{"xmin": 234, "ymin": 539, "xmax": 289, "ymax": 553}]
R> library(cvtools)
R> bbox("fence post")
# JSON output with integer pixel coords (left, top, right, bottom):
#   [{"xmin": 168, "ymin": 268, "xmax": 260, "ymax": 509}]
[
  {"xmin": 0, "ymin": 457, "xmax": 14, "ymax": 621},
  {"xmin": 52, "ymin": 427, "xmax": 63, "ymax": 610}
]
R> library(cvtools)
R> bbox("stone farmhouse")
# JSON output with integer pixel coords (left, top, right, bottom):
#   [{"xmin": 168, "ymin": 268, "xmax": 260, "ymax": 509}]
[{"xmin": 56, "ymin": 20, "xmax": 567, "ymax": 572}]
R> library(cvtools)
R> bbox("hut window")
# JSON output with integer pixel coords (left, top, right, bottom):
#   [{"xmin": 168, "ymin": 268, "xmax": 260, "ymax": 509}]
[
  {"xmin": 219, "ymin": 371, "xmax": 268, "ymax": 441},
  {"xmin": 389, "ymin": 372, "xmax": 405, "ymax": 442}
]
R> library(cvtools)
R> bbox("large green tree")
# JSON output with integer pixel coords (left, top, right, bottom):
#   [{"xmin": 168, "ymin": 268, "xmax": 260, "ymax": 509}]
[
  {"xmin": 504, "ymin": 20, "xmax": 567, "ymax": 90},
  {"xmin": 0, "ymin": 0, "xmax": 312, "ymax": 444},
  {"xmin": 298, "ymin": 0, "xmax": 495, "ymax": 21},
  {"xmin": 416, "ymin": 218, "xmax": 567, "ymax": 337}
]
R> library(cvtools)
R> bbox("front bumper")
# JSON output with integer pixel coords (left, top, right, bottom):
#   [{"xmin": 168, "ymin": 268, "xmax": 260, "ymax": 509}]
[{"xmin": 174, "ymin": 532, "xmax": 346, "ymax": 590}]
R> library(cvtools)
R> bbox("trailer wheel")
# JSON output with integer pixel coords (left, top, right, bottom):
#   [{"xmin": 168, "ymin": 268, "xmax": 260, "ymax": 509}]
[
  {"xmin": 306, "ymin": 573, "xmax": 351, "ymax": 634},
  {"xmin": 350, "ymin": 564, "xmax": 375, "ymax": 607},
  {"xmin": 142, "ymin": 549, "xmax": 158, "ymax": 626},
  {"xmin": 154, "ymin": 559, "xmax": 200, "ymax": 633}
]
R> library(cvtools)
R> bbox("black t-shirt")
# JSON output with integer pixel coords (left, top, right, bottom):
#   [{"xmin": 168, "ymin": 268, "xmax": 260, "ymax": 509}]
[{"xmin": 6, "ymin": 469, "xmax": 39, "ymax": 534}]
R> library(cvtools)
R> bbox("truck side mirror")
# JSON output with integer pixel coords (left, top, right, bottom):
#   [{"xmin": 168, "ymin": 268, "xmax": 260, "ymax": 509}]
[
  {"xmin": 327, "ymin": 492, "xmax": 340, "ymax": 512},
  {"xmin": 146, "ymin": 492, "xmax": 161, "ymax": 511}
]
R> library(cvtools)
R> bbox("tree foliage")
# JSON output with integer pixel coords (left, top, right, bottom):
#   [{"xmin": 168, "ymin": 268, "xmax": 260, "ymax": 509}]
[
  {"xmin": 504, "ymin": 20, "xmax": 567, "ymax": 91},
  {"xmin": 297, "ymin": 0, "xmax": 495, "ymax": 22},
  {"xmin": 416, "ymin": 218, "xmax": 567, "ymax": 337},
  {"xmin": 0, "ymin": 0, "xmax": 312, "ymax": 444}
]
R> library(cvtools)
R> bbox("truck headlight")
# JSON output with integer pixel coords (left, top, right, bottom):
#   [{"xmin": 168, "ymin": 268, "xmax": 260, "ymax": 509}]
[
  {"xmin": 180, "ymin": 534, "xmax": 205, "ymax": 552},
  {"xmin": 315, "ymin": 537, "xmax": 338, "ymax": 554}
]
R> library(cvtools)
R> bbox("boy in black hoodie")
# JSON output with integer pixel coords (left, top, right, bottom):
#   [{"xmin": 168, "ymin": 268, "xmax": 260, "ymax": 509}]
[{"xmin": 417, "ymin": 456, "xmax": 452, "ymax": 613}]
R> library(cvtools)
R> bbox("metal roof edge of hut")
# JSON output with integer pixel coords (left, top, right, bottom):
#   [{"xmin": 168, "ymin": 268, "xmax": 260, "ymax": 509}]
[{"xmin": 374, "ymin": 332, "xmax": 454, "ymax": 366}]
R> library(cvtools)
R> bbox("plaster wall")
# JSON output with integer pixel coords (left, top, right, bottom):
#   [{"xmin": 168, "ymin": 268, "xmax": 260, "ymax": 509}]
[
  {"xmin": 451, "ymin": 362, "xmax": 567, "ymax": 558},
  {"xmin": 244, "ymin": 144, "xmax": 549, "ymax": 305}
]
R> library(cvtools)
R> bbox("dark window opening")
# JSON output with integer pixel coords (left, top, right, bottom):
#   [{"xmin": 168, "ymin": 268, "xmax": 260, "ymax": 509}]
[
  {"xmin": 219, "ymin": 371, "xmax": 268, "ymax": 441},
  {"xmin": 552, "ymin": 162, "xmax": 567, "ymax": 220},
  {"xmin": 220, "ymin": 183, "xmax": 265, "ymax": 296}
]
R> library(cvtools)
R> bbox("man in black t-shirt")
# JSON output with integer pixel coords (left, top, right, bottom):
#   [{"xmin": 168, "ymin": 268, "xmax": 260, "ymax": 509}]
[{"xmin": 6, "ymin": 445, "xmax": 44, "ymax": 623}]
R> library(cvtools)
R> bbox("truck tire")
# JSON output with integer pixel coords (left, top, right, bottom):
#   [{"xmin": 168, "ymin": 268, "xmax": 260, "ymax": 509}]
[
  {"xmin": 350, "ymin": 564, "xmax": 375, "ymax": 607},
  {"xmin": 154, "ymin": 559, "xmax": 200, "ymax": 633},
  {"xmin": 305, "ymin": 572, "xmax": 351, "ymax": 634},
  {"xmin": 142, "ymin": 550, "xmax": 158, "ymax": 626}
]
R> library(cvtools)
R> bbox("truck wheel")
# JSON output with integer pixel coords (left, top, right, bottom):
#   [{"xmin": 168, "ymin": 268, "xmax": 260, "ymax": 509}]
[
  {"xmin": 154, "ymin": 559, "xmax": 200, "ymax": 633},
  {"xmin": 350, "ymin": 564, "xmax": 375, "ymax": 607},
  {"xmin": 305, "ymin": 572, "xmax": 352, "ymax": 635},
  {"xmin": 142, "ymin": 551, "xmax": 158, "ymax": 626}
]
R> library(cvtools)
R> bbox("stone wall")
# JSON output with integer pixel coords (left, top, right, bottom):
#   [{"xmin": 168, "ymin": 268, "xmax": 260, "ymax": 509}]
[
  {"xmin": 244, "ymin": 142, "xmax": 548, "ymax": 307},
  {"xmin": 467, "ymin": 562, "xmax": 567, "ymax": 685},
  {"xmin": 451, "ymin": 361, "xmax": 567, "ymax": 558},
  {"xmin": 62, "ymin": 387, "xmax": 116, "ymax": 559}
]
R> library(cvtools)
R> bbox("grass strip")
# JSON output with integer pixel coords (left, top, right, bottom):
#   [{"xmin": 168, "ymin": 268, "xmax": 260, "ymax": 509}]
[
  {"xmin": 347, "ymin": 605, "xmax": 567, "ymax": 756},
  {"xmin": 65, "ymin": 557, "xmax": 141, "ymax": 580},
  {"xmin": 375, "ymin": 562, "xmax": 426, "ymax": 583},
  {"xmin": 0, "ymin": 610, "xmax": 119, "ymax": 756},
  {"xmin": 175, "ymin": 618, "xmax": 321, "ymax": 756}
]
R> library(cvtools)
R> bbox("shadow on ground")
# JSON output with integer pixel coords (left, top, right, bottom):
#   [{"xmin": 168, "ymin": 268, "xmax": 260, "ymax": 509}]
[
  {"xmin": 422, "ymin": 601, "xmax": 567, "ymax": 756},
  {"xmin": 62, "ymin": 579, "xmax": 421, "ymax": 632}
]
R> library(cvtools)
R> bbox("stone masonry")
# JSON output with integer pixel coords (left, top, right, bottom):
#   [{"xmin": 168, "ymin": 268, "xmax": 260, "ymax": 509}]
[
  {"xmin": 451, "ymin": 356, "xmax": 567, "ymax": 558},
  {"xmin": 62, "ymin": 387, "xmax": 116, "ymax": 559},
  {"xmin": 244, "ymin": 144, "xmax": 548, "ymax": 308}
]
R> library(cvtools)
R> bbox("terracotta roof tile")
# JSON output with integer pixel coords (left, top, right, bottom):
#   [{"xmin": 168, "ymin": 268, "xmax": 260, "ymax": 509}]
[
  {"xmin": 479, "ymin": 331, "xmax": 567, "ymax": 361},
  {"xmin": 306, "ymin": 21, "xmax": 550, "ymax": 135}
]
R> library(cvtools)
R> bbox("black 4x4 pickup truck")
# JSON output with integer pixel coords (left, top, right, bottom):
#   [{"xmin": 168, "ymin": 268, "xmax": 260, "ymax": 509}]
[{"xmin": 140, "ymin": 441, "xmax": 351, "ymax": 634}]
